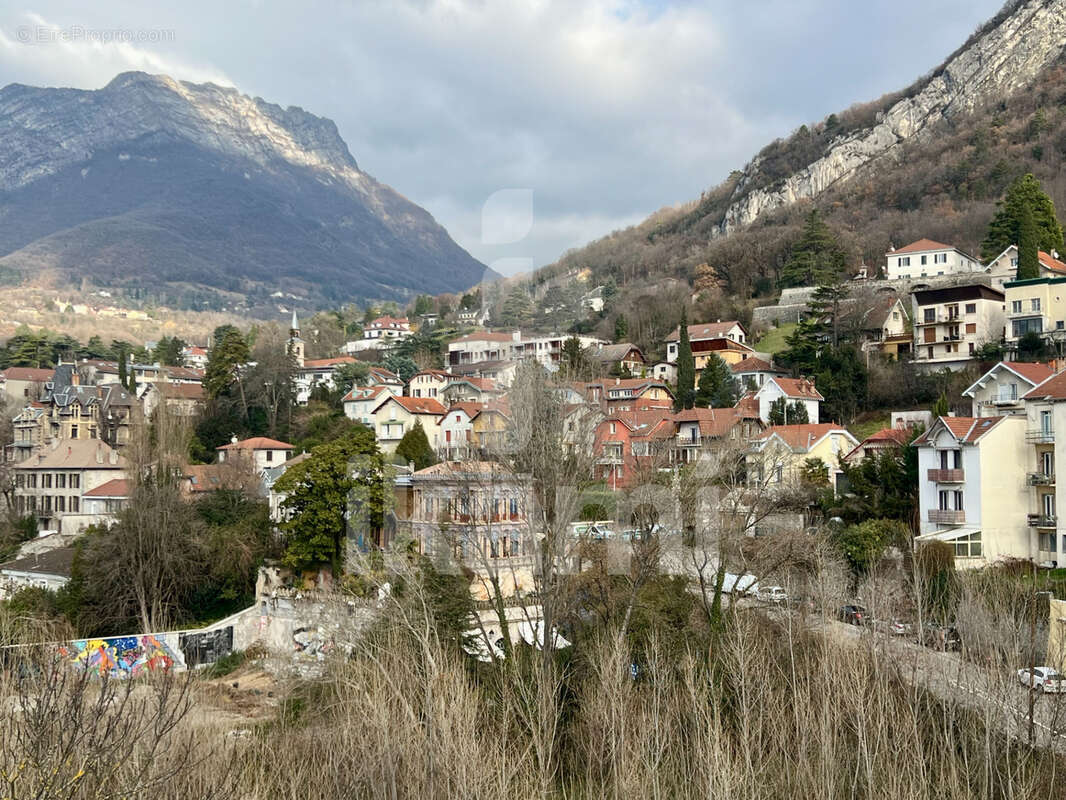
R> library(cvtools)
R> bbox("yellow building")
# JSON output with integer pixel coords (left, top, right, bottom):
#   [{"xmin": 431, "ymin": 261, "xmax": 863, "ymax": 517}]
[
  {"xmin": 1004, "ymin": 275, "xmax": 1066, "ymax": 345},
  {"xmin": 751, "ymin": 423, "xmax": 859, "ymax": 491}
]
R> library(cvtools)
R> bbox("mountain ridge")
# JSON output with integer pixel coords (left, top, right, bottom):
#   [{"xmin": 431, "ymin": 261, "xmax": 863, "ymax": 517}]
[{"xmin": 0, "ymin": 72, "xmax": 491, "ymax": 311}]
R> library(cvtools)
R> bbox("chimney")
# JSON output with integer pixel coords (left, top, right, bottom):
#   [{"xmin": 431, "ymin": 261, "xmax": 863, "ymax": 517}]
[
  {"xmin": 96, "ymin": 444, "xmax": 103, "ymax": 464},
  {"xmin": 231, "ymin": 434, "xmax": 239, "ymax": 444},
  {"xmin": 615, "ymin": 377, "xmax": 620, "ymax": 386},
  {"xmin": 109, "ymin": 450, "xmax": 118, "ymax": 465}
]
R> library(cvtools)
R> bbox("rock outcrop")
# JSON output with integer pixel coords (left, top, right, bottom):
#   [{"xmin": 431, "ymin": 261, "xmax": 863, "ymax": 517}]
[{"xmin": 716, "ymin": 0, "xmax": 1066, "ymax": 236}]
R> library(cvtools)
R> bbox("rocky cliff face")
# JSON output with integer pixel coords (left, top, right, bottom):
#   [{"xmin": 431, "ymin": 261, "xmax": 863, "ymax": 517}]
[
  {"xmin": 0, "ymin": 72, "xmax": 490, "ymax": 308},
  {"xmin": 716, "ymin": 0, "xmax": 1066, "ymax": 236}
]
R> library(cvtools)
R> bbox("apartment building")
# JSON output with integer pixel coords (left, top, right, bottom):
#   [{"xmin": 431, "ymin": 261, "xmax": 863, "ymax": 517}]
[
  {"xmin": 1020, "ymin": 372, "xmax": 1066, "ymax": 567},
  {"xmin": 911, "ymin": 284, "xmax": 1005, "ymax": 370},
  {"xmin": 664, "ymin": 321, "xmax": 752, "ymax": 369},
  {"xmin": 884, "ymin": 239, "xmax": 980, "ymax": 281},
  {"xmin": 1003, "ymin": 275, "xmax": 1066, "ymax": 345},
  {"xmin": 217, "ymin": 436, "xmax": 294, "ymax": 473},
  {"xmin": 914, "ymin": 415, "xmax": 1029, "ymax": 567}
]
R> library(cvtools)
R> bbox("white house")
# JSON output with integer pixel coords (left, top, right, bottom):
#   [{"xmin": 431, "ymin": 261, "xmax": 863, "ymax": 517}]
[
  {"xmin": 217, "ymin": 436, "xmax": 294, "ymax": 473},
  {"xmin": 407, "ymin": 369, "xmax": 453, "ymax": 399},
  {"xmin": 884, "ymin": 239, "xmax": 980, "ymax": 281},
  {"xmin": 754, "ymin": 377, "xmax": 823, "ymax": 424},
  {"xmin": 438, "ymin": 403, "xmax": 481, "ymax": 461},
  {"xmin": 371, "ymin": 395, "xmax": 446, "ymax": 453},
  {"xmin": 911, "ymin": 283, "xmax": 1006, "ymax": 371},
  {"xmin": 913, "ymin": 415, "xmax": 1029, "ymax": 568},
  {"xmin": 343, "ymin": 316, "xmax": 413, "ymax": 353},
  {"xmin": 731, "ymin": 357, "xmax": 787, "ymax": 391},
  {"xmin": 342, "ymin": 385, "xmax": 393, "ymax": 426},
  {"xmin": 962, "ymin": 361, "xmax": 1056, "ymax": 418},
  {"xmin": 985, "ymin": 245, "xmax": 1066, "ymax": 288},
  {"xmin": 664, "ymin": 321, "xmax": 748, "ymax": 364}
]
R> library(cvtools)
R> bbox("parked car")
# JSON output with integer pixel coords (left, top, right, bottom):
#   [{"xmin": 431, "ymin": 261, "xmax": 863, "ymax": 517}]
[
  {"xmin": 920, "ymin": 624, "xmax": 962, "ymax": 652},
  {"xmin": 872, "ymin": 618, "xmax": 913, "ymax": 636},
  {"xmin": 757, "ymin": 586, "xmax": 788, "ymax": 604},
  {"xmin": 838, "ymin": 605, "xmax": 867, "ymax": 625},
  {"xmin": 1018, "ymin": 666, "xmax": 1066, "ymax": 693}
]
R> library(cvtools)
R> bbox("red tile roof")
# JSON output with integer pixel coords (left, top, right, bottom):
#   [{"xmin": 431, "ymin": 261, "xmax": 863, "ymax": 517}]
[
  {"xmin": 890, "ymin": 238, "xmax": 953, "ymax": 254},
  {"xmin": 303, "ymin": 356, "xmax": 357, "ymax": 369},
  {"xmin": 1002, "ymin": 361, "xmax": 1056, "ymax": 385},
  {"xmin": 218, "ymin": 436, "xmax": 294, "ymax": 451},
  {"xmin": 731, "ymin": 357, "xmax": 775, "ymax": 373},
  {"xmin": 82, "ymin": 478, "xmax": 131, "ymax": 498},
  {"xmin": 154, "ymin": 383, "xmax": 204, "ymax": 399},
  {"xmin": 1040, "ymin": 251, "xmax": 1066, "ymax": 274},
  {"xmin": 368, "ymin": 316, "xmax": 409, "ymax": 327},
  {"xmin": 342, "ymin": 385, "xmax": 388, "ymax": 402},
  {"xmin": 759, "ymin": 423, "xmax": 852, "ymax": 451},
  {"xmin": 665, "ymin": 321, "xmax": 746, "ymax": 342},
  {"xmin": 771, "ymin": 377, "xmax": 824, "ymax": 401},
  {"xmin": 1024, "ymin": 371, "xmax": 1066, "ymax": 400},
  {"xmin": 914, "ymin": 416, "xmax": 1005, "ymax": 444},
  {"xmin": 385, "ymin": 396, "xmax": 447, "ymax": 415},
  {"xmin": 1, "ymin": 367, "xmax": 54, "ymax": 382},
  {"xmin": 864, "ymin": 428, "xmax": 913, "ymax": 444},
  {"xmin": 673, "ymin": 407, "xmax": 753, "ymax": 438}
]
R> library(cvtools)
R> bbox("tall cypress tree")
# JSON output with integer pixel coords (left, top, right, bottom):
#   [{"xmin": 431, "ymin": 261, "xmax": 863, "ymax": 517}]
[
  {"xmin": 675, "ymin": 308, "xmax": 695, "ymax": 411},
  {"xmin": 1017, "ymin": 200, "xmax": 1041, "ymax": 280},
  {"xmin": 981, "ymin": 173, "xmax": 1064, "ymax": 261}
]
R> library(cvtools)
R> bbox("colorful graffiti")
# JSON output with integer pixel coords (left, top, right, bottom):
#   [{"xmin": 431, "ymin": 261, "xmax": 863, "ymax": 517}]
[{"xmin": 58, "ymin": 634, "xmax": 181, "ymax": 677}]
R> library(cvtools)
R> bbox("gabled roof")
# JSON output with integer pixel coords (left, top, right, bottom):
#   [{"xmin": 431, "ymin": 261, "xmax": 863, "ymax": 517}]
[
  {"xmin": 602, "ymin": 409, "xmax": 676, "ymax": 440},
  {"xmin": 443, "ymin": 401, "xmax": 484, "ymax": 420},
  {"xmin": 366, "ymin": 366, "xmax": 403, "ymax": 384},
  {"xmin": 665, "ymin": 321, "xmax": 747, "ymax": 343},
  {"xmin": 758, "ymin": 423, "xmax": 857, "ymax": 452},
  {"xmin": 409, "ymin": 369, "xmax": 454, "ymax": 381},
  {"xmin": 15, "ymin": 440, "xmax": 126, "ymax": 470},
  {"xmin": 375, "ymin": 395, "xmax": 447, "ymax": 416},
  {"xmin": 1024, "ymin": 370, "xmax": 1066, "ymax": 401},
  {"xmin": 302, "ymin": 356, "xmax": 356, "ymax": 369},
  {"xmin": 342, "ymin": 385, "xmax": 388, "ymax": 403},
  {"xmin": 766, "ymin": 377, "xmax": 824, "ymax": 401},
  {"xmin": 149, "ymin": 382, "xmax": 205, "ymax": 400},
  {"xmin": 841, "ymin": 427, "xmax": 912, "ymax": 462},
  {"xmin": 913, "ymin": 416, "xmax": 1005, "ymax": 445},
  {"xmin": 730, "ymin": 357, "xmax": 777, "ymax": 374},
  {"xmin": 964, "ymin": 361, "xmax": 1056, "ymax": 398},
  {"xmin": 218, "ymin": 436, "xmax": 294, "ymax": 451},
  {"xmin": 673, "ymin": 407, "xmax": 757, "ymax": 438},
  {"xmin": 0, "ymin": 546, "xmax": 75, "ymax": 579},
  {"xmin": 587, "ymin": 343, "xmax": 646, "ymax": 363},
  {"xmin": 890, "ymin": 238, "xmax": 953, "ymax": 254},
  {"xmin": 368, "ymin": 316, "xmax": 409, "ymax": 327},
  {"xmin": 82, "ymin": 478, "xmax": 131, "ymax": 498}
]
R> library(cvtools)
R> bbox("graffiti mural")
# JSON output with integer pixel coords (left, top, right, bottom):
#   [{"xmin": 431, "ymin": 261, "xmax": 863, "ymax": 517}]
[
  {"xmin": 179, "ymin": 626, "xmax": 233, "ymax": 668},
  {"xmin": 58, "ymin": 634, "xmax": 181, "ymax": 677}
]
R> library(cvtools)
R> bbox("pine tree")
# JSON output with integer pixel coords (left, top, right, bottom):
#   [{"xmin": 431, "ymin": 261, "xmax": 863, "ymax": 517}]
[
  {"xmin": 779, "ymin": 209, "xmax": 847, "ymax": 288},
  {"xmin": 694, "ymin": 354, "xmax": 737, "ymax": 408},
  {"xmin": 932, "ymin": 392, "xmax": 949, "ymax": 419},
  {"xmin": 809, "ymin": 282, "xmax": 849, "ymax": 348},
  {"xmin": 117, "ymin": 346, "xmax": 129, "ymax": 389},
  {"xmin": 981, "ymin": 173, "xmax": 1064, "ymax": 261},
  {"xmin": 1017, "ymin": 200, "xmax": 1040, "ymax": 280},
  {"xmin": 674, "ymin": 309, "xmax": 695, "ymax": 411},
  {"xmin": 395, "ymin": 421, "xmax": 438, "ymax": 471},
  {"xmin": 614, "ymin": 315, "xmax": 628, "ymax": 342}
]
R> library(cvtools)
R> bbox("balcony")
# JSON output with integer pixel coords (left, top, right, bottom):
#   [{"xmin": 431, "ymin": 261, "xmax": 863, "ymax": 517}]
[
  {"xmin": 941, "ymin": 333, "xmax": 962, "ymax": 342},
  {"xmin": 916, "ymin": 314, "xmax": 961, "ymax": 326},
  {"xmin": 927, "ymin": 468, "xmax": 964, "ymax": 483},
  {"xmin": 1028, "ymin": 514, "xmax": 1058, "ymax": 529},
  {"xmin": 1026, "ymin": 429, "xmax": 1056, "ymax": 443},
  {"xmin": 676, "ymin": 434, "xmax": 702, "ymax": 447},
  {"xmin": 1027, "ymin": 472, "xmax": 1056, "ymax": 486},
  {"xmin": 928, "ymin": 509, "xmax": 966, "ymax": 525},
  {"xmin": 990, "ymin": 395, "xmax": 1020, "ymax": 406},
  {"xmin": 597, "ymin": 451, "xmax": 623, "ymax": 465}
]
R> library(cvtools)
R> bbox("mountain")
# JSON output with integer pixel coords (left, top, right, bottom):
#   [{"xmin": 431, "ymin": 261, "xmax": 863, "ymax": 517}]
[
  {"xmin": 542, "ymin": 0, "xmax": 1066, "ymax": 309},
  {"xmin": 0, "ymin": 72, "xmax": 491, "ymax": 310}
]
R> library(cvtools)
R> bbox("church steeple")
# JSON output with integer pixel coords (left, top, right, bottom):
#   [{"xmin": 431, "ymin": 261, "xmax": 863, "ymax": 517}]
[{"xmin": 288, "ymin": 310, "xmax": 305, "ymax": 367}]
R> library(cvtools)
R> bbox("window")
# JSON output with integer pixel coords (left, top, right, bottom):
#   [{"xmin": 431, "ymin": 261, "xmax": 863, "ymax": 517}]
[
  {"xmin": 1013, "ymin": 318, "xmax": 1044, "ymax": 337},
  {"xmin": 509, "ymin": 498, "xmax": 518, "ymax": 518},
  {"xmin": 43, "ymin": 474, "xmax": 52, "ymax": 489},
  {"xmin": 265, "ymin": 450, "xmax": 273, "ymax": 462},
  {"xmin": 1042, "ymin": 410, "xmax": 1054, "ymax": 436},
  {"xmin": 1012, "ymin": 300, "xmax": 1024, "ymax": 314},
  {"xmin": 965, "ymin": 303, "xmax": 976, "ymax": 314},
  {"xmin": 1011, "ymin": 257, "xmax": 1019, "ymax": 267},
  {"xmin": 1043, "ymin": 451, "xmax": 1054, "ymax": 477},
  {"xmin": 15, "ymin": 474, "xmax": 24, "ymax": 488},
  {"xmin": 954, "ymin": 490, "xmax": 964, "ymax": 510},
  {"xmin": 947, "ymin": 304, "xmax": 959, "ymax": 319},
  {"xmin": 56, "ymin": 496, "xmax": 65, "ymax": 513},
  {"xmin": 70, "ymin": 474, "xmax": 80, "ymax": 489},
  {"xmin": 938, "ymin": 490, "xmax": 950, "ymax": 511},
  {"xmin": 924, "ymin": 308, "xmax": 936, "ymax": 323},
  {"xmin": 1044, "ymin": 493, "xmax": 1056, "ymax": 519},
  {"xmin": 953, "ymin": 531, "xmax": 982, "ymax": 558},
  {"xmin": 70, "ymin": 496, "xmax": 78, "ymax": 513},
  {"xmin": 70, "ymin": 425, "xmax": 78, "ymax": 439},
  {"xmin": 899, "ymin": 256, "xmax": 911, "ymax": 267},
  {"xmin": 1032, "ymin": 298, "xmax": 1042, "ymax": 312},
  {"xmin": 921, "ymin": 255, "xmax": 927, "ymax": 265}
]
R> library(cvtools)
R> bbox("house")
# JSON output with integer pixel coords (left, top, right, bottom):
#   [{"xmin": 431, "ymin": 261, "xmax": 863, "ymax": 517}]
[
  {"xmin": 80, "ymin": 477, "xmax": 130, "ymax": 517},
  {"xmin": 6, "ymin": 402, "xmax": 48, "ymax": 462},
  {"xmin": 440, "ymin": 377, "xmax": 502, "ymax": 406},
  {"xmin": 840, "ymin": 428, "xmax": 913, "ymax": 466},
  {"xmin": 884, "ymin": 239, "xmax": 980, "ymax": 281},
  {"xmin": 664, "ymin": 321, "xmax": 751, "ymax": 368},
  {"xmin": 181, "ymin": 345, "xmax": 210, "ymax": 369},
  {"xmin": 913, "ymin": 415, "xmax": 1029, "ymax": 568},
  {"xmin": 593, "ymin": 410, "xmax": 676, "ymax": 489},
  {"xmin": 263, "ymin": 453, "xmax": 311, "ymax": 523},
  {"xmin": 514, "ymin": 334, "xmax": 607, "ymax": 368},
  {"xmin": 671, "ymin": 407, "xmax": 765, "ymax": 466},
  {"xmin": 649, "ymin": 361, "xmax": 677, "ymax": 384},
  {"xmin": 581, "ymin": 285, "xmax": 605, "ymax": 313},
  {"xmin": 13, "ymin": 439, "xmax": 128, "ymax": 534},
  {"xmin": 985, "ymin": 245, "xmax": 1066, "ymax": 288},
  {"xmin": 366, "ymin": 366, "xmax": 406, "ymax": 394},
  {"xmin": 451, "ymin": 360, "xmax": 519, "ymax": 388},
  {"xmin": 438, "ymin": 403, "xmax": 482, "ymax": 461},
  {"xmin": 755, "ymin": 377, "xmax": 823, "ymax": 425},
  {"xmin": 343, "ymin": 316, "xmax": 413, "ymax": 353},
  {"xmin": 407, "ymin": 369, "xmax": 453, "ymax": 399},
  {"xmin": 393, "ymin": 462, "xmax": 535, "ymax": 574},
  {"xmin": 730, "ymin": 357, "xmax": 787, "ymax": 391},
  {"xmin": 911, "ymin": 284, "xmax": 1006, "ymax": 370},
  {"xmin": 582, "ymin": 378, "xmax": 674, "ymax": 415},
  {"xmin": 342, "ymin": 385, "xmax": 392, "ymax": 426},
  {"xmin": 46, "ymin": 366, "xmax": 140, "ymax": 449},
  {"xmin": 860, "ymin": 295, "xmax": 911, "ymax": 361},
  {"xmin": 0, "ymin": 546, "xmax": 75, "ymax": 599},
  {"xmin": 1003, "ymin": 275, "xmax": 1066, "ymax": 347},
  {"xmin": 287, "ymin": 314, "xmax": 359, "ymax": 403},
  {"xmin": 0, "ymin": 367, "xmax": 55, "ymax": 403},
  {"xmin": 447, "ymin": 331, "xmax": 521, "ymax": 367},
  {"xmin": 469, "ymin": 401, "xmax": 513, "ymax": 455},
  {"xmin": 586, "ymin": 343, "xmax": 646, "ymax": 376},
  {"xmin": 963, "ymin": 361, "xmax": 1056, "ymax": 417},
  {"xmin": 139, "ymin": 381, "xmax": 205, "ymax": 418},
  {"xmin": 751, "ymin": 423, "xmax": 859, "ymax": 493},
  {"xmin": 217, "ymin": 436, "xmax": 295, "ymax": 473},
  {"xmin": 370, "ymin": 395, "xmax": 446, "ymax": 453}
]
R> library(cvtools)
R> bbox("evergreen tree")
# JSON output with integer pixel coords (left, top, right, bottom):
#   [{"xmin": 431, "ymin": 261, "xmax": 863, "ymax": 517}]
[
  {"xmin": 981, "ymin": 173, "xmax": 1064, "ymax": 261},
  {"xmin": 932, "ymin": 391, "xmax": 949, "ymax": 418},
  {"xmin": 779, "ymin": 209, "xmax": 847, "ymax": 288},
  {"xmin": 117, "ymin": 346, "xmax": 129, "ymax": 389},
  {"xmin": 1017, "ymin": 200, "xmax": 1041, "ymax": 280},
  {"xmin": 395, "ymin": 421, "xmax": 439, "ymax": 471},
  {"xmin": 499, "ymin": 286, "xmax": 535, "ymax": 327},
  {"xmin": 809, "ymin": 282, "xmax": 849, "ymax": 348},
  {"xmin": 614, "ymin": 314, "xmax": 628, "ymax": 342},
  {"xmin": 694, "ymin": 354, "xmax": 737, "ymax": 408},
  {"xmin": 204, "ymin": 328, "xmax": 251, "ymax": 399},
  {"xmin": 768, "ymin": 397, "xmax": 809, "ymax": 426},
  {"xmin": 674, "ymin": 309, "xmax": 695, "ymax": 411}
]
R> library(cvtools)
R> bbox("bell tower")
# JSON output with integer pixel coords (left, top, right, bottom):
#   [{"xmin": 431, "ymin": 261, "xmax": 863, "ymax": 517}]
[{"xmin": 288, "ymin": 310, "xmax": 305, "ymax": 367}]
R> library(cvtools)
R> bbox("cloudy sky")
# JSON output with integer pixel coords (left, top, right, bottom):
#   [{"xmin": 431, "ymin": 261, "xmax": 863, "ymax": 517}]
[{"xmin": 0, "ymin": 0, "xmax": 1005, "ymax": 274}]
